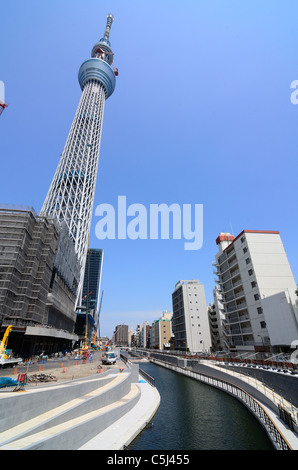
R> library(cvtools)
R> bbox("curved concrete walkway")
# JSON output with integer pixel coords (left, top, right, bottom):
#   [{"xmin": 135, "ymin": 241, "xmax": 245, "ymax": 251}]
[
  {"xmin": 0, "ymin": 354, "xmax": 161, "ymax": 450},
  {"xmin": 79, "ymin": 378, "xmax": 160, "ymax": 450}
]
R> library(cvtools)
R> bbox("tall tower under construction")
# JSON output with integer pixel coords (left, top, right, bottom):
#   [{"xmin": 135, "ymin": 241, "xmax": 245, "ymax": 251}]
[{"xmin": 41, "ymin": 14, "xmax": 117, "ymax": 297}]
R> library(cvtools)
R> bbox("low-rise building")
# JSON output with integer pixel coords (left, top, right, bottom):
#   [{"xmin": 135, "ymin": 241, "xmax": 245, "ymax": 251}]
[{"xmin": 151, "ymin": 310, "xmax": 173, "ymax": 350}]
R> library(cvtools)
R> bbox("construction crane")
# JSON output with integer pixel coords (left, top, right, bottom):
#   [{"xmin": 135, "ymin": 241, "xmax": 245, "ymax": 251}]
[
  {"xmin": 97, "ymin": 290, "xmax": 104, "ymax": 334},
  {"xmin": 0, "ymin": 102, "xmax": 7, "ymax": 116},
  {"xmin": 91, "ymin": 290, "xmax": 104, "ymax": 348},
  {"xmin": 0, "ymin": 325, "xmax": 22, "ymax": 367},
  {"xmin": 103, "ymin": 338, "xmax": 112, "ymax": 351},
  {"xmin": 0, "ymin": 81, "xmax": 8, "ymax": 116},
  {"xmin": 0, "ymin": 325, "xmax": 12, "ymax": 357}
]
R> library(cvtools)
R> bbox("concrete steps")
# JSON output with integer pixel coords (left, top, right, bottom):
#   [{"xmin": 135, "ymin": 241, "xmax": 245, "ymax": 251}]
[
  {"xmin": 0, "ymin": 369, "xmax": 141, "ymax": 450},
  {"xmin": 0, "ymin": 372, "xmax": 115, "ymax": 432}
]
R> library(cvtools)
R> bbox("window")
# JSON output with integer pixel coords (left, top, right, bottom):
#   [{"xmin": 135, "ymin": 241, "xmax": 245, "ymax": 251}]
[
  {"xmin": 248, "ymin": 269, "xmax": 253, "ymax": 276},
  {"xmin": 254, "ymin": 293, "xmax": 260, "ymax": 301},
  {"xmin": 241, "ymin": 236, "xmax": 245, "ymax": 243},
  {"xmin": 257, "ymin": 307, "xmax": 263, "ymax": 314},
  {"xmin": 251, "ymin": 281, "xmax": 257, "ymax": 288},
  {"xmin": 260, "ymin": 321, "xmax": 266, "ymax": 329},
  {"xmin": 243, "ymin": 247, "xmax": 248, "ymax": 253},
  {"xmin": 245, "ymin": 258, "xmax": 251, "ymax": 264}
]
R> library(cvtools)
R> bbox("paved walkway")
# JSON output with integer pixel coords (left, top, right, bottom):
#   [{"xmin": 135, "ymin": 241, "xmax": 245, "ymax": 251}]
[
  {"xmin": 79, "ymin": 378, "xmax": 160, "ymax": 450},
  {"xmin": 0, "ymin": 353, "xmax": 161, "ymax": 450}
]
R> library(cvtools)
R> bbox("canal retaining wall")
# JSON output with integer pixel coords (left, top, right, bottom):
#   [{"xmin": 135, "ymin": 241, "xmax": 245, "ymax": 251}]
[{"xmin": 148, "ymin": 352, "xmax": 298, "ymax": 450}]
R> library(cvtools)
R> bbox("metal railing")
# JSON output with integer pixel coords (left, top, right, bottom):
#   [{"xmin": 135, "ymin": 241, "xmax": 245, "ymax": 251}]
[
  {"xmin": 120, "ymin": 351, "xmax": 155, "ymax": 387},
  {"xmin": 139, "ymin": 367, "xmax": 155, "ymax": 387},
  {"xmin": 150, "ymin": 357, "xmax": 293, "ymax": 450}
]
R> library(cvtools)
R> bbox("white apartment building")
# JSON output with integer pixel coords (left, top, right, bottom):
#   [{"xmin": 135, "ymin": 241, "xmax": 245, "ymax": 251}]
[
  {"xmin": 172, "ymin": 280, "xmax": 212, "ymax": 353},
  {"xmin": 139, "ymin": 321, "xmax": 150, "ymax": 348},
  {"xmin": 214, "ymin": 231, "xmax": 298, "ymax": 355}
]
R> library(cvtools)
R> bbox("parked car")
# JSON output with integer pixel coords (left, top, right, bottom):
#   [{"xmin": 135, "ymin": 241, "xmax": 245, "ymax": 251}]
[{"xmin": 101, "ymin": 352, "xmax": 117, "ymax": 365}]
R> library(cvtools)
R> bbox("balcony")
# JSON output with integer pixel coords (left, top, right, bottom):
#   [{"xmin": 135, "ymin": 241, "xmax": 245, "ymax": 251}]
[
  {"xmin": 228, "ymin": 259, "xmax": 238, "ymax": 270},
  {"xmin": 223, "ymin": 289, "xmax": 245, "ymax": 304},
  {"xmin": 222, "ymin": 326, "xmax": 253, "ymax": 337}
]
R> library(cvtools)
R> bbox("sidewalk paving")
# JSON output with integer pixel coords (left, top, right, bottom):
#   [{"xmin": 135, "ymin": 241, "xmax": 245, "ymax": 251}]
[{"xmin": 79, "ymin": 378, "xmax": 161, "ymax": 450}]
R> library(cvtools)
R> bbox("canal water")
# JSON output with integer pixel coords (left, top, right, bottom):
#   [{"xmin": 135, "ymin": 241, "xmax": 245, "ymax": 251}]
[{"xmin": 128, "ymin": 361, "xmax": 274, "ymax": 450}]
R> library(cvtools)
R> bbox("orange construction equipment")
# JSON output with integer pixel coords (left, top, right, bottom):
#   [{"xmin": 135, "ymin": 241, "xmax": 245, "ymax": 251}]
[{"xmin": 0, "ymin": 102, "xmax": 8, "ymax": 116}]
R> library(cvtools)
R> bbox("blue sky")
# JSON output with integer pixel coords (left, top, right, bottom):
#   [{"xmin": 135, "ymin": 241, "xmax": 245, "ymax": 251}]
[{"xmin": 1, "ymin": 1, "xmax": 298, "ymax": 337}]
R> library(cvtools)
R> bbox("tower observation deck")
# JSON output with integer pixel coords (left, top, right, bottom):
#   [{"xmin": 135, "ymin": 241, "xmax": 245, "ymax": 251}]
[{"xmin": 41, "ymin": 14, "xmax": 117, "ymax": 301}]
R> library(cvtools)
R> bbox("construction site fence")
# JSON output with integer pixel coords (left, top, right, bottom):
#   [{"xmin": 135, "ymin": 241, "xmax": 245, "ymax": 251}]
[{"xmin": 138, "ymin": 349, "xmax": 298, "ymax": 370}]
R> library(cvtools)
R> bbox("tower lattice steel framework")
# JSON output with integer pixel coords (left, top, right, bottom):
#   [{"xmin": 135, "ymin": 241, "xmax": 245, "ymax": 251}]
[{"xmin": 41, "ymin": 14, "xmax": 117, "ymax": 300}]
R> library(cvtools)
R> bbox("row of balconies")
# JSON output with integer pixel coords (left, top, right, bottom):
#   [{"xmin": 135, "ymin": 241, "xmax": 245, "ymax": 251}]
[
  {"xmin": 223, "ymin": 289, "xmax": 245, "ymax": 304},
  {"xmin": 222, "ymin": 313, "xmax": 250, "ymax": 325},
  {"xmin": 213, "ymin": 245, "xmax": 236, "ymax": 269},
  {"xmin": 223, "ymin": 326, "xmax": 253, "ymax": 336},
  {"xmin": 216, "ymin": 268, "xmax": 240, "ymax": 285},
  {"xmin": 213, "ymin": 257, "xmax": 238, "ymax": 278}
]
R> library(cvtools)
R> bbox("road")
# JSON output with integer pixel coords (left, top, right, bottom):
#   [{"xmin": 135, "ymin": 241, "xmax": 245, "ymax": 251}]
[{"xmin": 0, "ymin": 351, "xmax": 106, "ymax": 378}]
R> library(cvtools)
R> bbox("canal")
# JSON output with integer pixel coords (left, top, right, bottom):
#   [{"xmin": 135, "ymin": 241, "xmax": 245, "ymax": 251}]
[{"xmin": 128, "ymin": 361, "xmax": 274, "ymax": 450}]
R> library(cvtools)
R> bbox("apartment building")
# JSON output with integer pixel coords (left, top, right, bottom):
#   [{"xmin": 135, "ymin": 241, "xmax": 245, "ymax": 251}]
[
  {"xmin": 139, "ymin": 321, "xmax": 151, "ymax": 349},
  {"xmin": 172, "ymin": 280, "xmax": 211, "ymax": 353},
  {"xmin": 208, "ymin": 290, "xmax": 225, "ymax": 353},
  {"xmin": 214, "ymin": 231, "xmax": 298, "ymax": 355},
  {"xmin": 151, "ymin": 310, "xmax": 173, "ymax": 350}
]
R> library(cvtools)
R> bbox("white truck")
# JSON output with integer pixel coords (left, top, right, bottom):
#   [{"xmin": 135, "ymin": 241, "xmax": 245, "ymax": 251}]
[
  {"xmin": 0, "ymin": 325, "xmax": 22, "ymax": 368},
  {"xmin": 101, "ymin": 351, "xmax": 117, "ymax": 365},
  {"xmin": 0, "ymin": 354, "xmax": 22, "ymax": 368}
]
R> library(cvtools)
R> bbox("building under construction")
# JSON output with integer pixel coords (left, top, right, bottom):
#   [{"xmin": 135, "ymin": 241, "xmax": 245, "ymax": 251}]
[{"xmin": 0, "ymin": 205, "xmax": 80, "ymax": 357}]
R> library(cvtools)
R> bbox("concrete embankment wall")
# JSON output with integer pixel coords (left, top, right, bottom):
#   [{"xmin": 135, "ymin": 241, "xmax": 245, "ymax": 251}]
[{"xmin": 148, "ymin": 352, "xmax": 297, "ymax": 450}]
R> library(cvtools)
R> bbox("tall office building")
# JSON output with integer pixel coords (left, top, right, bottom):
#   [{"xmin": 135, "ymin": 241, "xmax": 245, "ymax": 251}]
[
  {"xmin": 76, "ymin": 248, "xmax": 103, "ymax": 340},
  {"xmin": 114, "ymin": 324, "xmax": 129, "ymax": 347},
  {"xmin": 172, "ymin": 280, "xmax": 211, "ymax": 353},
  {"xmin": 82, "ymin": 248, "xmax": 103, "ymax": 313},
  {"xmin": 213, "ymin": 230, "xmax": 298, "ymax": 355},
  {"xmin": 41, "ymin": 14, "xmax": 117, "ymax": 299}
]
